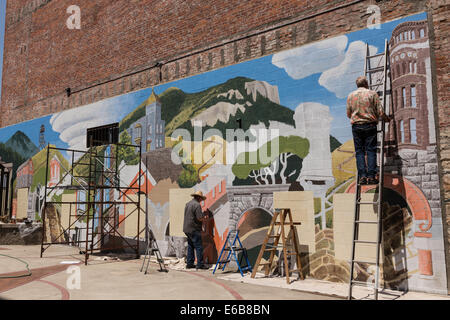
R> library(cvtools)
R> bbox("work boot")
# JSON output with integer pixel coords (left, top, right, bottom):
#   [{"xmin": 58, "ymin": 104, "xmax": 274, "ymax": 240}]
[
  {"xmin": 358, "ymin": 177, "xmax": 367, "ymax": 185},
  {"xmin": 196, "ymin": 265, "xmax": 209, "ymax": 270}
]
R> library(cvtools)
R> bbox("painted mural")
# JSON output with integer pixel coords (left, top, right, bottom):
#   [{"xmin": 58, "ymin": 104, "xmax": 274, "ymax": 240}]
[{"xmin": 0, "ymin": 12, "xmax": 447, "ymax": 294}]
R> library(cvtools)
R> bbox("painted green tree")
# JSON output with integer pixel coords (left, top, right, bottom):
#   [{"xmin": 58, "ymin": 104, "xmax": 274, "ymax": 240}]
[
  {"xmin": 232, "ymin": 135, "xmax": 309, "ymax": 185},
  {"xmin": 117, "ymin": 131, "xmax": 140, "ymax": 165},
  {"xmin": 177, "ymin": 163, "xmax": 199, "ymax": 188}
]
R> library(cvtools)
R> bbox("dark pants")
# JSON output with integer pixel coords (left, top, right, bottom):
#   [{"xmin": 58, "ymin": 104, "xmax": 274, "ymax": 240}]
[
  {"xmin": 185, "ymin": 231, "xmax": 204, "ymax": 267},
  {"xmin": 352, "ymin": 123, "xmax": 378, "ymax": 179}
]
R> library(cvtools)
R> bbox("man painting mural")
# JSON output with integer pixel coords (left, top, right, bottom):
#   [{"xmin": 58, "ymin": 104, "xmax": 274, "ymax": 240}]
[
  {"xmin": 183, "ymin": 191, "xmax": 209, "ymax": 270},
  {"xmin": 347, "ymin": 76, "xmax": 392, "ymax": 185}
]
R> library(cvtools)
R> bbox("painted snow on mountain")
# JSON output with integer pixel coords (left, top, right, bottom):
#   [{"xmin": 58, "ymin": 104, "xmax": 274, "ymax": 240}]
[
  {"xmin": 217, "ymin": 89, "xmax": 244, "ymax": 100},
  {"xmin": 245, "ymin": 80, "xmax": 280, "ymax": 105},
  {"xmin": 190, "ymin": 102, "xmax": 248, "ymax": 127}
]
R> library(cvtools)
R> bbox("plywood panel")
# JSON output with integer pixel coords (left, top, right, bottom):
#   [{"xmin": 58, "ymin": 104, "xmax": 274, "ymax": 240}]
[
  {"xmin": 124, "ymin": 194, "xmax": 146, "ymax": 239},
  {"xmin": 333, "ymin": 193, "xmax": 381, "ymax": 263},
  {"xmin": 16, "ymin": 188, "xmax": 28, "ymax": 219},
  {"xmin": 61, "ymin": 193, "xmax": 76, "ymax": 230},
  {"xmin": 169, "ymin": 188, "xmax": 194, "ymax": 237},
  {"xmin": 273, "ymin": 191, "xmax": 315, "ymax": 253}
]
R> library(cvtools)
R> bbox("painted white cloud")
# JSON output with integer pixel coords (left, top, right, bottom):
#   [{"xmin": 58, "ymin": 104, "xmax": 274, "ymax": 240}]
[
  {"xmin": 50, "ymin": 98, "xmax": 131, "ymax": 154},
  {"xmin": 272, "ymin": 35, "xmax": 348, "ymax": 80},
  {"xmin": 319, "ymin": 41, "xmax": 378, "ymax": 99}
]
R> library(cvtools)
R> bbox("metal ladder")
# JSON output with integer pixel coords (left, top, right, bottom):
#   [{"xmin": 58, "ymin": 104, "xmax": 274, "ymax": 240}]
[
  {"xmin": 348, "ymin": 39, "xmax": 391, "ymax": 300},
  {"xmin": 213, "ymin": 231, "xmax": 252, "ymax": 277},
  {"xmin": 141, "ymin": 227, "xmax": 168, "ymax": 274}
]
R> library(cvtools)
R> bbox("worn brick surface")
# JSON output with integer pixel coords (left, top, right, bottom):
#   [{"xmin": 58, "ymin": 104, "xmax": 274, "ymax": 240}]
[{"xmin": 1, "ymin": 0, "xmax": 449, "ymax": 291}]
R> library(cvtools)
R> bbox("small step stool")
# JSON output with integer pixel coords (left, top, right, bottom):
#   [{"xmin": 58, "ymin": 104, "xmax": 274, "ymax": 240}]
[
  {"xmin": 213, "ymin": 231, "xmax": 252, "ymax": 277},
  {"xmin": 140, "ymin": 228, "xmax": 168, "ymax": 274},
  {"xmin": 251, "ymin": 208, "xmax": 304, "ymax": 284}
]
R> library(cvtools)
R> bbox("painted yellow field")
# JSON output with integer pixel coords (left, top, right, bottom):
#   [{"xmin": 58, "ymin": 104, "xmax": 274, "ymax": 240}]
[{"xmin": 332, "ymin": 139, "xmax": 356, "ymax": 185}]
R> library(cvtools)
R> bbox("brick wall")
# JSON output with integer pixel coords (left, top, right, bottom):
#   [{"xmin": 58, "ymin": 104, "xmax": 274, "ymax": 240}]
[{"xmin": 1, "ymin": 0, "xmax": 449, "ymax": 291}]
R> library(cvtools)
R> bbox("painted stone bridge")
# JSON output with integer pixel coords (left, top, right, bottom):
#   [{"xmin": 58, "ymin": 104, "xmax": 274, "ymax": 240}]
[{"xmin": 226, "ymin": 184, "xmax": 291, "ymax": 234}]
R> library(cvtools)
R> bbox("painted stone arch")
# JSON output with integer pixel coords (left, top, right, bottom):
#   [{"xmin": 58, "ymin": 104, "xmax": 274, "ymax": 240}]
[
  {"xmin": 227, "ymin": 184, "xmax": 290, "ymax": 266},
  {"xmin": 227, "ymin": 184, "xmax": 291, "ymax": 233},
  {"xmin": 346, "ymin": 173, "xmax": 434, "ymax": 276}
]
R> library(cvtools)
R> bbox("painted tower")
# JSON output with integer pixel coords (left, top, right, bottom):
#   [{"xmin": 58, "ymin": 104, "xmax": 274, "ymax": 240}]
[
  {"xmin": 127, "ymin": 89, "xmax": 166, "ymax": 152},
  {"xmin": 388, "ymin": 20, "xmax": 435, "ymax": 149}
]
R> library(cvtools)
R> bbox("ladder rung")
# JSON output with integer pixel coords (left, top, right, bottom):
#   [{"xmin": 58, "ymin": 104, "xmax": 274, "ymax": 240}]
[
  {"xmin": 274, "ymin": 222, "xmax": 301, "ymax": 225},
  {"xmin": 367, "ymin": 53, "xmax": 385, "ymax": 59},
  {"xmin": 264, "ymin": 248, "xmax": 277, "ymax": 252},
  {"xmin": 353, "ymin": 240, "xmax": 378, "ymax": 244},
  {"xmin": 268, "ymin": 235, "xmax": 279, "ymax": 238},
  {"xmin": 357, "ymin": 201, "xmax": 379, "ymax": 205},
  {"xmin": 351, "ymin": 280, "xmax": 376, "ymax": 288},
  {"xmin": 224, "ymin": 247, "xmax": 244, "ymax": 251},
  {"xmin": 355, "ymin": 220, "xmax": 378, "ymax": 224},
  {"xmin": 352, "ymin": 259, "xmax": 377, "ymax": 264},
  {"xmin": 367, "ymin": 67, "xmax": 385, "ymax": 73},
  {"xmin": 259, "ymin": 262, "xmax": 272, "ymax": 266}
]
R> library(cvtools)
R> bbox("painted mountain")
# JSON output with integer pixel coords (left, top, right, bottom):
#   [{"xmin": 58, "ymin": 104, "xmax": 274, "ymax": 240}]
[
  {"xmin": 5, "ymin": 131, "xmax": 39, "ymax": 159},
  {"xmin": 120, "ymin": 77, "xmax": 294, "ymax": 136},
  {"xmin": 120, "ymin": 76, "xmax": 341, "ymax": 150}
]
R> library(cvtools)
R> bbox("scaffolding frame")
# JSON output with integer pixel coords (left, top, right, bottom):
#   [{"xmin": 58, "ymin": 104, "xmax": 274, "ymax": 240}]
[
  {"xmin": 40, "ymin": 142, "xmax": 145, "ymax": 265},
  {"xmin": 0, "ymin": 160, "xmax": 13, "ymax": 219}
]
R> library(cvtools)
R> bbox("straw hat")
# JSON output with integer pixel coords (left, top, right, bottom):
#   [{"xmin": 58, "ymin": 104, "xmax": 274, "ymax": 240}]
[{"xmin": 191, "ymin": 190, "xmax": 207, "ymax": 200}]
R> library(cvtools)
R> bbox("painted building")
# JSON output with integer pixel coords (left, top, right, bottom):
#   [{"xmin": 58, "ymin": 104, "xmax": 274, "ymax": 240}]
[
  {"xmin": 126, "ymin": 90, "xmax": 166, "ymax": 153},
  {"xmin": 16, "ymin": 159, "xmax": 33, "ymax": 189},
  {"xmin": 48, "ymin": 155, "xmax": 61, "ymax": 188},
  {"xmin": 388, "ymin": 20, "xmax": 435, "ymax": 149}
]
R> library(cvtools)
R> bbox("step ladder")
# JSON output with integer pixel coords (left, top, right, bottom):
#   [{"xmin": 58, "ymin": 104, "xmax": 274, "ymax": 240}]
[
  {"xmin": 348, "ymin": 39, "xmax": 391, "ymax": 300},
  {"xmin": 213, "ymin": 231, "xmax": 252, "ymax": 277},
  {"xmin": 140, "ymin": 227, "xmax": 168, "ymax": 274},
  {"xmin": 251, "ymin": 208, "xmax": 304, "ymax": 284}
]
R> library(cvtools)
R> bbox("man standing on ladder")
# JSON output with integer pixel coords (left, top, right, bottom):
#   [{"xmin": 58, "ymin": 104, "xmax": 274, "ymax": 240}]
[
  {"xmin": 347, "ymin": 76, "xmax": 392, "ymax": 185},
  {"xmin": 183, "ymin": 191, "xmax": 209, "ymax": 270}
]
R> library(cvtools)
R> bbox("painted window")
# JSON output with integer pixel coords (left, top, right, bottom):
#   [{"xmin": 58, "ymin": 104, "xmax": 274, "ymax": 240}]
[
  {"xmin": 420, "ymin": 29, "xmax": 425, "ymax": 38},
  {"xmin": 148, "ymin": 125, "xmax": 152, "ymax": 135},
  {"xmin": 77, "ymin": 191, "xmax": 86, "ymax": 215},
  {"xmin": 410, "ymin": 119, "xmax": 417, "ymax": 144},
  {"xmin": 218, "ymin": 181, "xmax": 222, "ymax": 193},
  {"xmin": 393, "ymin": 91, "xmax": 397, "ymax": 111},
  {"xmin": 396, "ymin": 64, "xmax": 400, "ymax": 77},
  {"xmin": 399, "ymin": 120, "xmax": 405, "ymax": 143},
  {"xmin": 411, "ymin": 30, "xmax": 415, "ymax": 40},
  {"xmin": 104, "ymin": 145, "xmax": 111, "ymax": 170},
  {"xmin": 413, "ymin": 62, "xmax": 417, "ymax": 73},
  {"xmin": 212, "ymin": 187, "xmax": 215, "ymax": 199},
  {"xmin": 135, "ymin": 124, "xmax": 142, "ymax": 138},
  {"xmin": 399, "ymin": 33, "xmax": 403, "ymax": 41},
  {"xmin": 402, "ymin": 87, "xmax": 406, "ymax": 108},
  {"xmin": 411, "ymin": 85, "xmax": 417, "ymax": 108}
]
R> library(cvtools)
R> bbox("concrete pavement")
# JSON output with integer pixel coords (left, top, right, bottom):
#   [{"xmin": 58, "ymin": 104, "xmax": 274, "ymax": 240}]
[
  {"xmin": 1, "ymin": 245, "xmax": 449, "ymax": 300},
  {"xmin": 0, "ymin": 245, "xmax": 337, "ymax": 300}
]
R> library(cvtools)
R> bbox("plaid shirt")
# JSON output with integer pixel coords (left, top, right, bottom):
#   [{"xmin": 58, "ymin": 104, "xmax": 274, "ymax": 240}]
[{"xmin": 347, "ymin": 87, "xmax": 384, "ymax": 124}]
